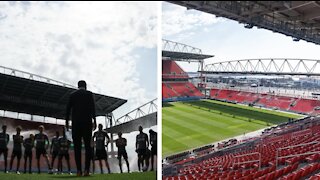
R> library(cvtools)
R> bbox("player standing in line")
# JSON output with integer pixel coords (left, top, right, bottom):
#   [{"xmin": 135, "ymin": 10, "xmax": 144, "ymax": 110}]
[
  {"xmin": 149, "ymin": 129, "xmax": 157, "ymax": 171},
  {"xmin": 115, "ymin": 132, "xmax": 130, "ymax": 173},
  {"xmin": 50, "ymin": 131, "xmax": 60, "ymax": 172},
  {"xmin": 34, "ymin": 125, "xmax": 52, "ymax": 174},
  {"xmin": 23, "ymin": 134, "xmax": 34, "ymax": 174},
  {"xmin": 93, "ymin": 124, "xmax": 111, "ymax": 174},
  {"xmin": 58, "ymin": 128, "xmax": 72, "ymax": 174},
  {"xmin": 9, "ymin": 126, "xmax": 24, "ymax": 174},
  {"xmin": 135, "ymin": 126, "xmax": 149, "ymax": 172},
  {"xmin": 0, "ymin": 125, "xmax": 9, "ymax": 173}
]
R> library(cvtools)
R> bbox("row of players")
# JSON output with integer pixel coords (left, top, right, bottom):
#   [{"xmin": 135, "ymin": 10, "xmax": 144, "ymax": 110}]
[{"xmin": 0, "ymin": 124, "xmax": 157, "ymax": 174}]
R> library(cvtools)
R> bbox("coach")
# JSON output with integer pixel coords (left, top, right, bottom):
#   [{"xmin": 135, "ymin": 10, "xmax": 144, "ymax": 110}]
[{"xmin": 66, "ymin": 80, "xmax": 97, "ymax": 176}]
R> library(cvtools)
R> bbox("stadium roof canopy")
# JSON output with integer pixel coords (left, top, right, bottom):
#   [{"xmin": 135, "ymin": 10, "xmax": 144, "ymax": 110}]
[
  {"xmin": 163, "ymin": 51, "xmax": 213, "ymax": 61},
  {"xmin": 162, "ymin": 39, "xmax": 214, "ymax": 62},
  {"xmin": 0, "ymin": 66, "xmax": 127, "ymax": 119},
  {"xmin": 169, "ymin": 1, "xmax": 320, "ymax": 45}
]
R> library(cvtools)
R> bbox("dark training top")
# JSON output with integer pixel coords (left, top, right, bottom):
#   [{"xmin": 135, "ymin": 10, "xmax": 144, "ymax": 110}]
[
  {"xmin": 51, "ymin": 137, "xmax": 60, "ymax": 152},
  {"xmin": 13, "ymin": 134, "xmax": 24, "ymax": 151},
  {"xmin": 58, "ymin": 136, "xmax": 71, "ymax": 153},
  {"xmin": 66, "ymin": 89, "xmax": 96, "ymax": 126},
  {"xmin": 0, "ymin": 132, "xmax": 9, "ymax": 149},
  {"xmin": 35, "ymin": 133, "xmax": 49, "ymax": 149},
  {"xmin": 23, "ymin": 138, "xmax": 34, "ymax": 152},
  {"xmin": 150, "ymin": 132, "xmax": 157, "ymax": 147},
  {"xmin": 116, "ymin": 138, "xmax": 127, "ymax": 152},
  {"xmin": 94, "ymin": 131, "xmax": 109, "ymax": 150},
  {"xmin": 136, "ymin": 133, "xmax": 148, "ymax": 150}
]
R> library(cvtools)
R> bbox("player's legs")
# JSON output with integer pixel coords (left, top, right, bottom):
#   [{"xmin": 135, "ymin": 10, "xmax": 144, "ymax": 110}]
[
  {"xmin": 4, "ymin": 149, "xmax": 8, "ymax": 172},
  {"xmin": 91, "ymin": 157, "xmax": 95, "ymax": 174},
  {"xmin": 99, "ymin": 159, "xmax": 103, "ymax": 174},
  {"xmin": 36, "ymin": 149, "xmax": 41, "ymax": 173},
  {"xmin": 28, "ymin": 154, "xmax": 32, "ymax": 174},
  {"xmin": 137, "ymin": 154, "xmax": 141, "ymax": 171},
  {"xmin": 16, "ymin": 153, "xmax": 22, "ymax": 173},
  {"xmin": 72, "ymin": 128, "xmax": 82, "ymax": 176},
  {"xmin": 51, "ymin": 153, "xmax": 57, "ymax": 171},
  {"xmin": 104, "ymin": 158, "xmax": 110, "ymax": 174},
  {"xmin": 24, "ymin": 153, "xmax": 27, "ymax": 173},
  {"xmin": 37, "ymin": 158, "xmax": 40, "ymax": 173},
  {"xmin": 58, "ymin": 156, "xmax": 63, "ymax": 173},
  {"xmin": 44, "ymin": 153, "xmax": 52, "ymax": 172},
  {"xmin": 141, "ymin": 154, "xmax": 145, "ymax": 169},
  {"xmin": 145, "ymin": 154, "xmax": 149, "ymax": 171},
  {"xmin": 125, "ymin": 158, "xmax": 130, "ymax": 173},
  {"xmin": 9, "ymin": 152, "xmax": 16, "ymax": 171},
  {"xmin": 118, "ymin": 156, "xmax": 123, "ymax": 173},
  {"xmin": 151, "ymin": 154, "xmax": 155, "ymax": 171},
  {"xmin": 123, "ymin": 152, "xmax": 130, "ymax": 173},
  {"xmin": 66, "ymin": 154, "xmax": 71, "ymax": 173},
  {"xmin": 83, "ymin": 129, "xmax": 92, "ymax": 174}
]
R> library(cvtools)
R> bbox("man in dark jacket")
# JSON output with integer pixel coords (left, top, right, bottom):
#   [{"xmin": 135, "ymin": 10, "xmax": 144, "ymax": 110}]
[
  {"xmin": 66, "ymin": 80, "xmax": 97, "ymax": 176},
  {"xmin": 0, "ymin": 125, "xmax": 9, "ymax": 173}
]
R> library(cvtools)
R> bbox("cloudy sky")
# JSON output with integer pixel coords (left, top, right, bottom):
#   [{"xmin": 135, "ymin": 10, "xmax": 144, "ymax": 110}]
[
  {"xmin": 162, "ymin": 2, "xmax": 320, "ymax": 72},
  {"xmin": 0, "ymin": 1, "xmax": 157, "ymax": 120}
]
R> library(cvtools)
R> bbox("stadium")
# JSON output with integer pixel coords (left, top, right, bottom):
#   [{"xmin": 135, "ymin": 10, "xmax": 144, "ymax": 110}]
[
  {"xmin": 0, "ymin": 66, "xmax": 157, "ymax": 179},
  {"xmin": 163, "ymin": 1, "xmax": 320, "ymax": 180}
]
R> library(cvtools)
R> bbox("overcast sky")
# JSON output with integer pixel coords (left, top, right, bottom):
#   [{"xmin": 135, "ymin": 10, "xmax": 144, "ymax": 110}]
[
  {"xmin": 162, "ymin": 2, "xmax": 320, "ymax": 72},
  {"xmin": 0, "ymin": 1, "xmax": 157, "ymax": 121}
]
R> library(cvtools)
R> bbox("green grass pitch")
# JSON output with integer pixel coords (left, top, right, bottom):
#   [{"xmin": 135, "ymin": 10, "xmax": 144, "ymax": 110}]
[
  {"xmin": 0, "ymin": 171, "xmax": 156, "ymax": 180},
  {"xmin": 162, "ymin": 99, "xmax": 303, "ymax": 157}
]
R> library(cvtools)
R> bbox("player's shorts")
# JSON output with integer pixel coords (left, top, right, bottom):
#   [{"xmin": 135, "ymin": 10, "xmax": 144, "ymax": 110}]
[
  {"xmin": 12, "ymin": 150, "xmax": 22, "ymax": 159},
  {"xmin": 95, "ymin": 149, "xmax": 107, "ymax": 160},
  {"xmin": 24, "ymin": 150, "xmax": 32, "ymax": 158},
  {"xmin": 151, "ymin": 145, "xmax": 157, "ymax": 156},
  {"xmin": 117, "ymin": 150, "xmax": 128, "ymax": 160},
  {"xmin": 58, "ymin": 152, "xmax": 70, "ymax": 160},
  {"xmin": 145, "ymin": 149, "xmax": 151, "ymax": 159},
  {"xmin": 36, "ymin": 148, "xmax": 48, "ymax": 159},
  {"xmin": 52, "ymin": 151, "xmax": 59, "ymax": 159},
  {"xmin": 136, "ymin": 149, "xmax": 146, "ymax": 157},
  {"xmin": 0, "ymin": 148, "xmax": 8, "ymax": 155}
]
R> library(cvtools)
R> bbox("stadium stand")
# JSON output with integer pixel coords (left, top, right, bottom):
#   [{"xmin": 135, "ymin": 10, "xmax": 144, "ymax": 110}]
[
  {"xmin": 162, "ymin": 60, "xmax": 204, "ymax": 101},
  {"xmin": 162, "ymin": 61, "xmax": 189, "ymax": 79},
  {"xmin": 163, "ymin": 117, "xmax": 320, "ymax": 180},
  {"xmin": 209, "ymin": 88, "xmax": 320, "ymax": 115}
]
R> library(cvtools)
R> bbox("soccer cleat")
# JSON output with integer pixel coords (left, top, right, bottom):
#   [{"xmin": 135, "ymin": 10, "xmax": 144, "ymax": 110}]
[
  {"xmin": 16, "ymin": 171, "xmax": 20, "ymax": 175},
  {"xmin": 69, "ymin": 172, "xmax": 72, "ymax": 175},
  {"xmin": 83, "ymin": 171, "xmax": 90, "ymax": 176},
  {"xmin": 76, "ymin": 171, "xmax": 82, "ymax": 177}
]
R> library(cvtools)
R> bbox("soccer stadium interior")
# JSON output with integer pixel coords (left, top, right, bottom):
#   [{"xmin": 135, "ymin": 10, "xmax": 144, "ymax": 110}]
[
  {"xmin": 163, "ymin": 1, "xmax": 320, "ymax": 180},
  {"xmin": 0, "ymin": 65, "xmax": 157, "ymax": 175}
]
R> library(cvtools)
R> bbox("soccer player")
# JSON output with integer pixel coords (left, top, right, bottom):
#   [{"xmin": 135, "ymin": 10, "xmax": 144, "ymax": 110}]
[
  {"xmin": 50, "ymin": 131, "xmax": 60, "ymax": 171},
  {"xmin": 58, "ymin": 128, "xmax": 71, "ymax": 174},
  {"xmin": 93, "ymin": 124, "xmax": 110, "ymax": 174},
  {"xmin": 135, "ymin": 126, "xmax": 149, "ymax": 172},
  {"xmin": 149, "ymin": 129, "xmax": 157, "ymax": 171},
  {"xmin": 23, "ymin": 134, "xmax": 34, "ymax": 174},
  {"xmin": 34, "ymin": 125, "xmax": 52, "ymax": 174},
  {"xmin": 0, "ymin": 125, "xmax": 9, "ymax": 173},
  {"xmin": 115, "ymin": 132, "xmax": 130, "ymax": 173},
  {"xmin": 9, "ymin": 126, "xmax": 24, "ymax": 174}
]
